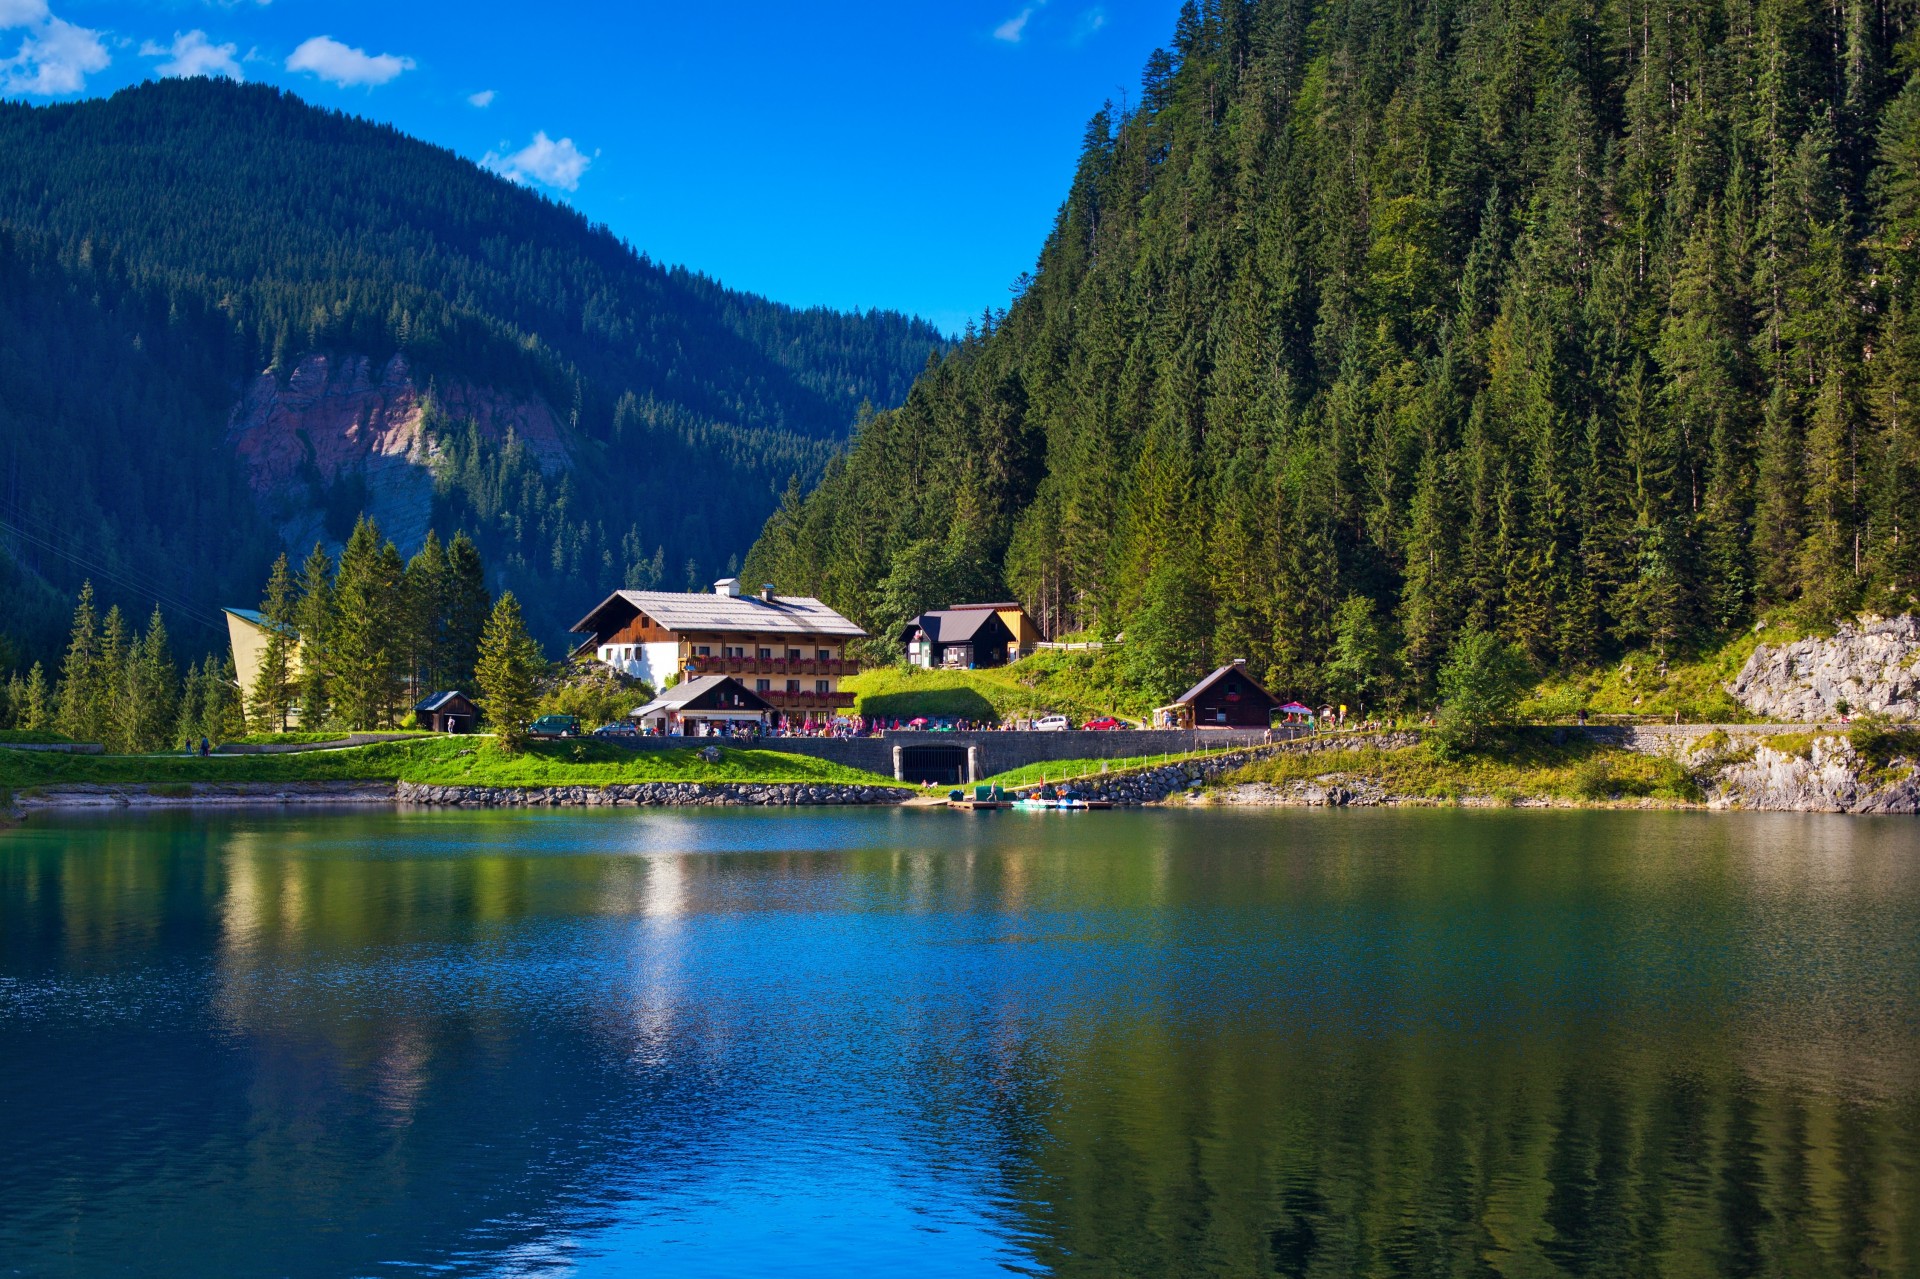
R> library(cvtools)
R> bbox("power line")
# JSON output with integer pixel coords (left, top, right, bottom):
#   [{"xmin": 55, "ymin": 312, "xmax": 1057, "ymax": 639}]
[{"xmin": 0, "ymin": 508, "xmax": 230, "ymax": 636}]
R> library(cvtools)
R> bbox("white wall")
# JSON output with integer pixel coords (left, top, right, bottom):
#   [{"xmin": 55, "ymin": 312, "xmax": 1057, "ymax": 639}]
[{"xmin": 598, "ymin": 640, "xmax": 682, "ymax": 687}]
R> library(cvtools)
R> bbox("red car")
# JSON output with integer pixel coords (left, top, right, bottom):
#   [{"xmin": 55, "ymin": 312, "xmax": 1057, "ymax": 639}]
[{"xmin": 1084, "ymin": 716, "xmax": 1132, "ymax": 731}]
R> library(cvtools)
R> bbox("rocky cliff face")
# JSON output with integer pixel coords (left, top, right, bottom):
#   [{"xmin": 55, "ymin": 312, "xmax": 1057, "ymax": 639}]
[
  {"xmin": 1728, "ymin": 616, "xmax": 1920, "ymax": 721},
  {"xmin": 1706, "ymin": 736, "xmax": 1920, "ymax": 813},
  {"xmin": 225, "ymin": 353, "xmax": 569, "ymax": 555}
]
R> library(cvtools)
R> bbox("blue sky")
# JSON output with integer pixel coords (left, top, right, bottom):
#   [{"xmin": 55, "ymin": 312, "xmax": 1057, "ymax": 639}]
[{"xmin": 2, "ymin": 0, "xmax": 1184, "ymax": 333}]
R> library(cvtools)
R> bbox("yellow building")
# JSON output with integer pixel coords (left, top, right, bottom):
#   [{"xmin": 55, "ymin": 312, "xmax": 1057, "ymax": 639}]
[{"xmin": 224, "ymin": 608, "xmax": 302, "ymax": 725}]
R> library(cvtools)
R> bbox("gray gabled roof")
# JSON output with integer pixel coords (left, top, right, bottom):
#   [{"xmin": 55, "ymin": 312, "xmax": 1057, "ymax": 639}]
[
  {"xmin": 573, "ymin": 590, "xmax": 866, "ymax": 639},
  {"xmin": 901, "ymin": 608, "xmax": 1012, "ymax": 646},
  {"xmin": 414, "ymin": 690, "xmax": 472, "ymax": 713},
  {"xmin": 629, "ymin": 675, "xmax": 771, "ymax": 719}
]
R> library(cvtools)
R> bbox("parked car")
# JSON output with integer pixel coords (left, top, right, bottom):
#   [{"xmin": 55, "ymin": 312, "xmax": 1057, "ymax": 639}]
[
  {"xmin": 528, "ymin": 714, "xmax": 582, "ymax": 739},
  {"xmin": 1083, "ymin": 716, "xmax": 1132, "ymax": 731},
  {"xmin": 1033, "ymin": 715, "xmax": 1072, "ymax": 732},
  {"xmin": 592, "ymin": 722, "xmax": 637, "ymax": 738}
]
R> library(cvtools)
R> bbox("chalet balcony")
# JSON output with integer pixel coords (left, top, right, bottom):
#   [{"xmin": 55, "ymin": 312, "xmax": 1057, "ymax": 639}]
[{"xmin": 683, "ymin": 656, "xmax": 860, "ymax": 679}]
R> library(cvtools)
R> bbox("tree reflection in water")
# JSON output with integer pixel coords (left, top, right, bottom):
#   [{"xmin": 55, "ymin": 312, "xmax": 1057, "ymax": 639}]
[{"xmin": 0, "ymin": 808, "xmax": 1913, "ymax": 1276}]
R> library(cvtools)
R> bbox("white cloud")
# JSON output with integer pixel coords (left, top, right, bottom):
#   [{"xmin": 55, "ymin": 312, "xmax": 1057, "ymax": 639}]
[
  {"xmin": 141, "ymin": 29, "xmax": 242, "ymax": 80},
  {"xmin": 285, "ymin": 34, "xmax": 413, "ymax": 87},
  {"xmin": 467, "ymin": 88, "xmax": 494, "ymax": 108},
  {"xmin": 993, "ymin": 8, "xmax": 1032, "ymax": 42},
  {"xmin": 482, "ymin": 131, "xmax": 593, "ymax": 191},
  {"xmin": 0, "ymin": 5, "xmax": 108, "ymax": 96},
  {"xmin": 0, "ymin": 0, "xmax": 47, "ymax": 28},
  {"xmin": 1071, "ymin": 7, "xmax": 1106, "ymax": 41}
]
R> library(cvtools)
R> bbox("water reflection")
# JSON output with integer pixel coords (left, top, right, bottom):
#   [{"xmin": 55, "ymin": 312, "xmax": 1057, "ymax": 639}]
[{"xmin": 0, "ymin": 808, "xmax": 1915, "ymax": 1276}]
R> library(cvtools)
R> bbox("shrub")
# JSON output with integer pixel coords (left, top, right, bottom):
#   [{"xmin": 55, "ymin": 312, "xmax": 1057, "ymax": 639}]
[{"xmin": 1432, "ymin": 629, "xmax": 1530, "ymax": 757}]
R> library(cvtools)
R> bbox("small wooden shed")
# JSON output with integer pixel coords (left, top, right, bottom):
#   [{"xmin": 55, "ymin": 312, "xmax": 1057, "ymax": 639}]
[{"xmin": 415, "ymin": 690, "xmax": 479, "ymax": 733}]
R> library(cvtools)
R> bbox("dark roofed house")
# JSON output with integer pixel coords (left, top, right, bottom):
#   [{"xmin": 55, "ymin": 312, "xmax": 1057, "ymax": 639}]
[
  {"xmin": 1153, "ymin": 659, "xmax": 1282, "ymax": 729},
  {"xmin": 629, "ymin": 675, "xmax": 772, "ymax": 736},
  {"xmin": 900, "ymin": 608, "xmax": 1018, "ymax": 669},
  {"xmin": 414, "ymin": 690, "xmax": 478, "ymax": 733}
]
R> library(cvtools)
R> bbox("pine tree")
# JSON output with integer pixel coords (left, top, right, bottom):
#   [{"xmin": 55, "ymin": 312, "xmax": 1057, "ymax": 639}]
[
  {"xmin": 443, "ymin": 531, "xmax": 491, "ymax": 691},
  {"xmin": 294, "ymin": 543, "xmax": 337, "ymax": 727},
  {"xmin": 474, "ymin": 592, "xmax": 545, "ymax": 751},
  {"xmin": 403, "ymin": 530, "xmax": 450, "ymax": 701},
  {"xmin": 329, "ymin": 516, "xmax": 403, "ymax": 729},
  {"xmin": 22, "ymin": 661, "xmax": 49, "ymax": 732},
  {"xmin": 248, "ymin": 553, "xmax": 299, "ymax": 732},
  {"xmin": 118, "ymin": 606, "xmax": 178, "ymax": 753},
  {"xmin": 55, "ymin": 582, "xmax": 99, "ymax": 742}
]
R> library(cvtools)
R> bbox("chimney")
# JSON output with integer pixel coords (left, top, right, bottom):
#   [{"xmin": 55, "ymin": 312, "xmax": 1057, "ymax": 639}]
[
  {"xmin": 760, "ymin": 583, "xmax": 776, "ymax": 603},
  {"xmin": 713, "ymin": 577, "xmax": 741, "ymax": 598},
  {"xmin": 1233, "ymin": 657, "xmax": 1247, "ymax": 667}
]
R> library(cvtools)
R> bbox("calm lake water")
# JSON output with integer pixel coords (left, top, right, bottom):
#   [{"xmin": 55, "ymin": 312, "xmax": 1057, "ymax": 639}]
[{"xmin": 1, "ymin": 808, "xmax": 1917, "ymax": 1277}]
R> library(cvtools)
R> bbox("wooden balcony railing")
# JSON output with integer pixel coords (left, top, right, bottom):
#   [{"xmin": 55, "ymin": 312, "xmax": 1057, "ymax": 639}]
[{"xmin": 684, "ymin": 657, "xmax": 860, "ymax": 678}]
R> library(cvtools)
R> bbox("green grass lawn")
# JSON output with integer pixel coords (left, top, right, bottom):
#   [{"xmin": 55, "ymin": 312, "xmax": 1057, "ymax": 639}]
[
  {"xmin": 845, "ymin": 650, "xmax": 1150, "ymax": 724},
  {"xmin": 1226, "ymin": 733, "xmax": 1700, "ymax": 804},
  {"xmin": 0, "ymin": 736, "xmax": 899, "ymax": 789},
  {"xmin": 1519, "ymin": 616, "xmax": 1817, "ymax": 723}
]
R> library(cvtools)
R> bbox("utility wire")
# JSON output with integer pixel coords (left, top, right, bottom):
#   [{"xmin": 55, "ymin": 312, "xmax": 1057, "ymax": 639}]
[{"xmin": 0, "ymin": 508, "xmax": 230, "ymax": 636}]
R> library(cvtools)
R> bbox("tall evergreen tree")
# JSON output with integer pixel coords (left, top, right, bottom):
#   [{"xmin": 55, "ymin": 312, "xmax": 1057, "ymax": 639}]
[
  {"xmin": 474, "ymin": 592, "xmax": 545, "ymax": 751},
  {"xmin": 248, "ymin": 553, "xmax": 299, "ymax": 732}
]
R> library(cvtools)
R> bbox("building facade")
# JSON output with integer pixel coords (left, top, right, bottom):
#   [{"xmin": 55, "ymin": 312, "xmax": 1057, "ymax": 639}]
[
  {"xmin": 571, "ymin": 579, "xmax": 865, "ymax": 719},
  {"xmin": 900, "ymin": 602, "xmax": 1044, "ymax": 669},
  {"xmin": 1153, "ymin": 659, "xmax": 1282, "ymax": 729},
  {"xmin": 224, "ymin": 607, "xmax": 303, "ymax": 725}
]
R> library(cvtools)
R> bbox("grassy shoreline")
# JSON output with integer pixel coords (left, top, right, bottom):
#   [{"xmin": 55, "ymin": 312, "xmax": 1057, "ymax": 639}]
[{"xmin": 0, "ymin": 737, "xmax": 899, "ymax": 791}]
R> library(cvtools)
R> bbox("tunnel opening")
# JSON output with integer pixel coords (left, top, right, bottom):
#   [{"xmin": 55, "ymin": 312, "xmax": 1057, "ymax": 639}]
[{"xmin": 899, "ymin": 744, "xmax": 969, "ymax": 786}]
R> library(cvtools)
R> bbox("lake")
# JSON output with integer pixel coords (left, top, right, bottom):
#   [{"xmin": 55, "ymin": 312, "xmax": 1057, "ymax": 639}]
[{"xmin": 1, "ymin": 807, "xmax": 1916, "ymax": 1277}]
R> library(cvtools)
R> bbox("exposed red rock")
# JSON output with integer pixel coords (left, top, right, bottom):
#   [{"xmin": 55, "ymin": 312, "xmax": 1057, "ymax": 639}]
[{"xmin": 225, "ymin": 353, "xmax": 569, "ymax": 553}]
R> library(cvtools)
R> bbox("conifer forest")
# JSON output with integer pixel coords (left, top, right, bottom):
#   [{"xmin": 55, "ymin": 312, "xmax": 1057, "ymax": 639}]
[{"xmin": 748, "ymin": 0, "xmax": 1920, "ymax": 705}]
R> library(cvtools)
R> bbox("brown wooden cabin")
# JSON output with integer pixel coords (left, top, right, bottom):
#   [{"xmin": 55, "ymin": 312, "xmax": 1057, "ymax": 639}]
[
  {"xmin": 414, "ymin": 690, "xmax": 478, "ymax": 733},
  {"xmin": 1154, "ymin": 660, "xmax": 1281, "ymax": 729}
]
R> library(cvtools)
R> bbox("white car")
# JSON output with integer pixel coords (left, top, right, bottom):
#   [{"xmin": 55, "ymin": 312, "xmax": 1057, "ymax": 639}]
[{"xmin": 1032, "ymin": 715, "xmax": 1071, "ymax": 732}]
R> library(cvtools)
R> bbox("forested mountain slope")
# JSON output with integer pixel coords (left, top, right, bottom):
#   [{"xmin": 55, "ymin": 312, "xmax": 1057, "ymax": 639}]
[
  {"xmin": 748, "ymin": 0, "xmax": 1920, "ymax": 706},
  {"xmin": 0, "ymin": 78, "xmax": 942, "ymax": 661}
]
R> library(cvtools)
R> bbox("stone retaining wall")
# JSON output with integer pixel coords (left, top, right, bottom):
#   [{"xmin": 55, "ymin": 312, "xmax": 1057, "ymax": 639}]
[
  {"xmin": 1013, "ymin": 734, "xmax": 1417, "ymax": 806},
  {"xmin": 0, "ymin": 742, "xmax": 105, "ymax": 754},
  {"xmin": 397, "ymin": 781, "xmax": 913, "ymax": 807}
]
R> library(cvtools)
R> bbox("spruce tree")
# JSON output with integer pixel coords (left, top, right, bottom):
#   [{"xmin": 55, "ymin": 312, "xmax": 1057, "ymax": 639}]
[
  {"xmin": 329, "ymin": 516, "xmax": 402, "ymax": 729},
  {"xmin": 294, "ymin": 543, "xmax": 337, "ymax": 727},
  {"xmin": 55, "ymin": 583, "xmax": 100, "ymax": 744},
  {"xmin": 248, "ymin": 553, "xmax": 299, "ymax": 732},
  {"xmin": 443, "ymin": 531, "xmax": 491, "ymax": 691},
  {"xmin": 474, "ymin": 592, "xmax": 544, "ymax": 751}
]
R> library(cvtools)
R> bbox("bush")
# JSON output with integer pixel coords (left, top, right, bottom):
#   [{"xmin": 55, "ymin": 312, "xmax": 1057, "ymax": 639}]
[
  {"xmin": 1432, "ymin": 630, "xmax": 1530, "ymax": 757},
  {"xmin": 1572, "ymin": 756, "xmax": 1615, "ymax": 799}
]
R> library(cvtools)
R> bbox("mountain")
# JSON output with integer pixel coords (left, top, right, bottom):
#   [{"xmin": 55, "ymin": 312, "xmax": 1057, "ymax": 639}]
[
  {"xmin": 0, "ymin": 77, "xmax": 943, "ymax": 662},
  {"xmin": 746, "ymin": 0, "xmax": 1920, "ymax": 706}
]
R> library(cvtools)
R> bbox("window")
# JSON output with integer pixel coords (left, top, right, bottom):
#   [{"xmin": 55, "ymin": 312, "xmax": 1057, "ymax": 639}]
[
  {"xmin": 817, "ymin": 649, "xmax": 831, "ymax": 662},
  {"xmin": 755, "ymin": 679, "xmax": 770, "ymax": 693},
  {"xmin": 786, "ymin": 679, "xmax": 800, "ymax": 693},
  {"xmin": 815, "ymin": 680, "xmax": 830, "ymax": 694},
  {"xmin": 787, "ymin": 649, "xmax": 801, "ymax": 661},
  {"xmin": 624, "ymin": 647, "xmax": 634, "ymax": 660},
  {"xmin": 757, "ymin": 648, "xmax": 771, "ymax": 659},
  {"xmin": 697, "ymin": 646, "xmax": 711, "ymax": 657}
]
